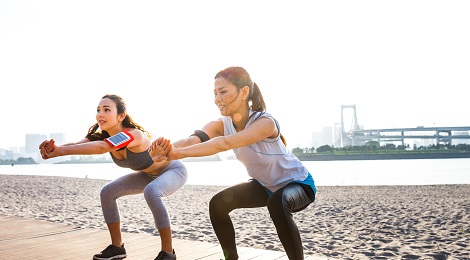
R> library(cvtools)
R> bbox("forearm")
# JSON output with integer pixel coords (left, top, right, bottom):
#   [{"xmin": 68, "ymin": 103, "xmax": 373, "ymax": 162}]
[
  {"xmin": 55, "ymin": 141, "xmax": 110, "ymax": 156},
  {"xmin": 58, "ymin": 138, "xmax": 89, "ymax": 146},
  {"xmin": 172, "ymin": 136, "xmax": 201, "ymax": 149},
  {"xmin": 174, "ymin": 136, "xmax": 229, "ymax": 159},
  {"xmin": 61, "ymin": 142, "xmax": 79, "ymax": 147}
]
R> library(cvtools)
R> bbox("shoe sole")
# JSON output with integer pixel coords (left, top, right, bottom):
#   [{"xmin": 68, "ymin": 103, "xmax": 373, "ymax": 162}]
[{"xmin": 93, "ymin": 254, "xmax": 127, "ymax": 260}]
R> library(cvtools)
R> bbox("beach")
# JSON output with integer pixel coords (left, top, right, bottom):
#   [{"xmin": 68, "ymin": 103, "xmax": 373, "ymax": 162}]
[{"xmin": 1, "ymin": 175, "xmax": 469, "ymax": 259}]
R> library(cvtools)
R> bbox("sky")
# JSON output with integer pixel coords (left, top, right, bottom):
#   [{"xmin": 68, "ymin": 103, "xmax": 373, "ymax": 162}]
[{"xmin": 1, "ymin": 0, "xmax": 469, "ymax": 150}]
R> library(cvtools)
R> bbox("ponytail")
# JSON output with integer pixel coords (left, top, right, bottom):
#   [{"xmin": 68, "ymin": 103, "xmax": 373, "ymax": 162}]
[
  {"xmin": 251, "ymin": 82, "xmax": 287, "ymax": 146},
  {"xmin": 250, "ymin": 82, "xmax": 266, "ymax": 112},
  {"xmin": 280, "ymin": 134, "xmax": 287, "ymax": 147}
]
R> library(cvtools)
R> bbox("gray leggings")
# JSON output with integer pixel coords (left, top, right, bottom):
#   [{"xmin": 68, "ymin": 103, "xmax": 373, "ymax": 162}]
[{"xmin": 100, "ymin": 160, "xmax": 187, "ymax": 230}]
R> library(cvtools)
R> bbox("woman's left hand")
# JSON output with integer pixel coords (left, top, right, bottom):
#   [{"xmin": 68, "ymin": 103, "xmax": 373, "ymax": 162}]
[
  {"xmin": 39, "ymin": 139, "xmax": 57, "ymax": 159},
  {"xmin": 149, "ymin": 137, "xmax": 172, "ymax": 162}
]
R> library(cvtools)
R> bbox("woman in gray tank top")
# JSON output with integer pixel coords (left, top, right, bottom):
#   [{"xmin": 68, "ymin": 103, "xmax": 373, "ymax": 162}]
[
  {"xmin": 39, "ymin": 94, "xmax": 187, "ymax": 260},
  {"xmin": 150, "ymin": 67, "xmax": 316, "ymax": 260}
]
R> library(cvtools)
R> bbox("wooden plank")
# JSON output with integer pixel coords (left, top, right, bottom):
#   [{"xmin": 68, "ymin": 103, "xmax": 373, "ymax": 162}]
[
  {"xmin": 177, "ymin": 242, "xmax": 222, "ymax": 259},
  {"xmin": 0, "ymin": 216, "xmax": 75, "ymax": 240},
  {"xmin": 0, "ymin": 215, "xmax": 328, "ymax": 260}
]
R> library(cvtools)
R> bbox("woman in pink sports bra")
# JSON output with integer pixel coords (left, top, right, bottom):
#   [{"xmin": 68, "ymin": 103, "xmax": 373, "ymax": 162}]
[{"xmin": 39, "ymin": 94, "xmax": 186, "ymax": 260}]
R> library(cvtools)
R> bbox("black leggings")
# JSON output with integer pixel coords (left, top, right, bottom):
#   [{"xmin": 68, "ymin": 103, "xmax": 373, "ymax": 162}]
[{"xmin": 209, "ymin": 180, "xmax": 315, "ymax": 260}]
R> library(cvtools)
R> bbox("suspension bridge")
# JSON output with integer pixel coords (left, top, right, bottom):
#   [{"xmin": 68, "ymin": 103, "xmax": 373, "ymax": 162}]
[{"xmin": 334, "ymin": 105, "xmax": 470, "ymax": 147}]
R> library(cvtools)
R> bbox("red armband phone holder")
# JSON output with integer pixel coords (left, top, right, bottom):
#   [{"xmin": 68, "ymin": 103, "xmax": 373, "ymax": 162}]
[{"xmin": 104, "ymin": 129, "xmax": 135, "ymax": 149}]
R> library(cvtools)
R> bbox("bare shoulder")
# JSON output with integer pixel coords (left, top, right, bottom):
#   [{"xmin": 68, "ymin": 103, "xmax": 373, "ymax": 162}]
[
  {"xmin": 248, "ymin": 115, "xmax": 277, "ymax": 138},
  {"xmin": 202, "ymin": 119, "xmax": 225, "ymax": 138},
  {"xmin": 258, "ymin": 115, "xmax": 276, "ymax": 123},
  {"xmin": 252, "ymin": 115, "xmax": 276, "ymax": 128},
  {"xmin": 127, "ymin": 128, "xmax": 151, "ymax": 148}
]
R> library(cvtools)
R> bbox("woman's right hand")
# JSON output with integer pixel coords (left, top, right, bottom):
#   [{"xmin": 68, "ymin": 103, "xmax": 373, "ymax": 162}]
[
  {"xmin": 149, "ymin": 137, "xmax": 172, "ymax": 162},
  {"xmin": 39, "ymin": 139, "xmax": 57, "ymax": 160}
]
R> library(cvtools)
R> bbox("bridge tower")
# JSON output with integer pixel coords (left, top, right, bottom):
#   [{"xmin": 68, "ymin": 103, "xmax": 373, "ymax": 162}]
[{"xmin": 340, "ymin": 104, "xmax": 360, "ymax": 147}]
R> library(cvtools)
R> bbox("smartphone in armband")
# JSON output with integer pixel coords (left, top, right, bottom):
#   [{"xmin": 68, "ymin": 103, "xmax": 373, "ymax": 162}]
[{"xmin": 104, "ymin": 130, "xmax": 135, "ymax": 149}]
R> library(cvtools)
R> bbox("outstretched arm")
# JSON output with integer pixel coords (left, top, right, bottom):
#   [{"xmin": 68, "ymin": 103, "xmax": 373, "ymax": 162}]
[
  {"xmin": 149, "ymin": 120, "xmax": 223, "ymax": 161},
  {"xmin": 150, "ymin": 116, "xmax": 277, "ymax": 161},
  {"xmin": 173, "ymin": 116, "xmax": 277, "ymax": 159},
  {"xmin": 40, "ymin": 139, "xmax": 115, "ymax": 160},
  {"xmin": 39, "ymin": 138, "xmax": 91, "ymax": 152}
]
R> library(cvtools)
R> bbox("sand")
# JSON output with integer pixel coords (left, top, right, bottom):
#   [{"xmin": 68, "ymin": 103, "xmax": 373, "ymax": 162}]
[{"xmin": 0, "ymin": 174, "xmax": 469, "ymax": 259}]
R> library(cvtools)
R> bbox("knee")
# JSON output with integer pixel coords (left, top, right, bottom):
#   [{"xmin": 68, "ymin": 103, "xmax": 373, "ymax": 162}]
[
  {"xmin": 267, "ymin": 196, "xmax": 283, "ymax": 214},
  {"xmin": 143, "ymin": 186, "xmax": 164, "ymax": 201},
  {"xmin": 209, "ymin": 192, "xmax": 231, "ymax": 216},
  {"xmin": 100, "ymin": 183, "xmax": 116, "ymax": 200},
  {"xmin": 267, "ymin": 192, "xmax": 292, "ymax": 218},
  {"xmin": 208, "ymin": 194, "xmax": 221, "ymax": 214}
]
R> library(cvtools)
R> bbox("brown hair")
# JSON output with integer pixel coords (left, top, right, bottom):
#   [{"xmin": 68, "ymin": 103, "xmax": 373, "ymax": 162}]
[
  {"xmin": 85, "ymin": 94, "xmax": 151, "ymax": 141},
  {"xmin": 215, "ymin": 67, "xmax": 287, "ymax": 146}
]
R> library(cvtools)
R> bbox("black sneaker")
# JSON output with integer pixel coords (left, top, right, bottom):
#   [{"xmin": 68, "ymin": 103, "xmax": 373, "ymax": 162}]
[
  {"xmin": 154, "ymin": 249, "xmax": 176, "ymax": 260},
  {"xmin": 93, "ymin": 243, "xmax": 127, "ymax": 260}
]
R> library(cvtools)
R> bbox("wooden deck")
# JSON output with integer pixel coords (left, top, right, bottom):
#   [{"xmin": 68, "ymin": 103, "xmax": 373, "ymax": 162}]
[{"xmin": 0, "ymin": 215, "xmax": 328, "ymax": 260}]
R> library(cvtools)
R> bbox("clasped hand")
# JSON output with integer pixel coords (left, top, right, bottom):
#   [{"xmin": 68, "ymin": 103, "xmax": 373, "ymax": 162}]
[
  {"xmin": 38, "ymin": 139, "xmax": 57, "ymax": 160},
  {"xmin": 149, "ymin": 137, "xmax": 173, "ymax": 162}
]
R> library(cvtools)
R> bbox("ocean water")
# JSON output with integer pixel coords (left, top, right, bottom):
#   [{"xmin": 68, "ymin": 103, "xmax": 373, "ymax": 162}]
[{"xmin": 1, "ymin": 158, "xmax": 469, "ymax": 186}]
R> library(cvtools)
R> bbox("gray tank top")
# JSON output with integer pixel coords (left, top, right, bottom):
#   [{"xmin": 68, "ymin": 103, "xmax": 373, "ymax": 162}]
[
  {"xmin": 110, "ymin": 148, "xmax": 154, "ymax": 171},
  {"xmin": 222, "ymin": 110, "xmax": 308, "ymax": 192}
]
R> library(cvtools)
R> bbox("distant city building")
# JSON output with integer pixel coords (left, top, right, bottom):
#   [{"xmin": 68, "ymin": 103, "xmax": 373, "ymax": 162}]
[
  {"xmin": 25, "ymin": 134, "xmax": 47, "ymax": 154},
  {"xmin": 50, "ymin": 133, "xmax": 66, "ymax": 145},
  {"xmin": 333, "ymin": 123, "xmax": 342, "ymax": 147},
  {"xmin": 0, "ymin": 147, "xmax": 23, "ymax": 160},
  {"xmin": 25, "ymin": 134, "xmax": 47, "ymax": 161},
  {"xmin": 7, "ymin": 146, "xmax": 19, "ymax": 153},
  {"xmin": 0, "ymin": 148, "xmax": 6, "ymax": 160},
  {"xmin": 4, "ymin": 150, "xmax": 14, "ymax": 160},
  {"xmin": 312, "ymin": 126, "xmax": 334, "ymax": 149}
]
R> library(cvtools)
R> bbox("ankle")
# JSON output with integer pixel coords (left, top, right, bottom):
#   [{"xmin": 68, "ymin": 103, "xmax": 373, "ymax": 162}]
[
  {"xmin": 164, "ymin": 249, "xmax": 175, "ymax": 255},
  {"xmin": 161, "ymin": 247, "xmax": 173, "ymax": 254}
]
